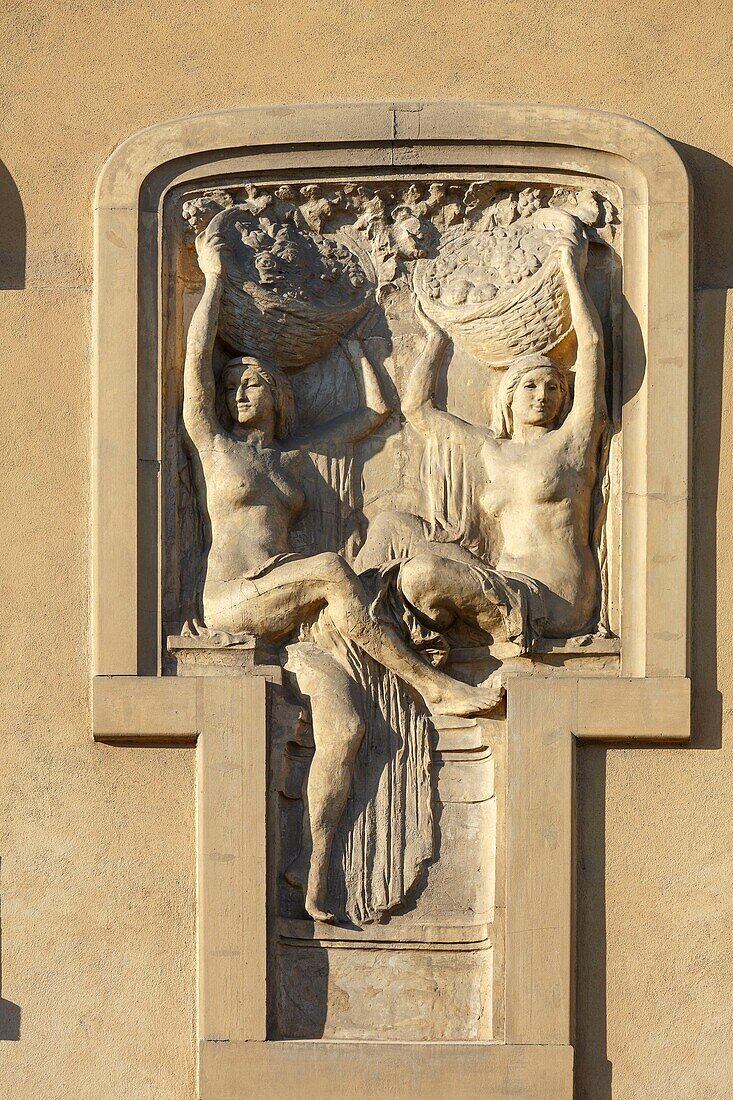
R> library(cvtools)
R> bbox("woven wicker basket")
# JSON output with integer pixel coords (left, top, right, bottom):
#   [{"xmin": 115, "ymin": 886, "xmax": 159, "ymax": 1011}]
[
  {"xmin": 217, "ymin": 276, "xmax": 371, "ymax": 371},
  {"xmin": 414, "ymin": 251, "xmax": 572, "ymax": 367},
  {"xmin": 208, "ymin": 210, "xmax": 375, "ymax": 372}
]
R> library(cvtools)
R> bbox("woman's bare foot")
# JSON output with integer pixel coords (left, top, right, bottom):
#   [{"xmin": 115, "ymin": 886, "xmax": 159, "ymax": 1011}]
[
  {"xmin": 428, "ymin": 673, "xmax": 505, "ymax": 718},
  {"xmin": 287, "ymin": 856, "xmax": 336, "ymax": 922},
  {"xmin": 305, "ymin": 892, "xmax": 336, "ymax": 924}
]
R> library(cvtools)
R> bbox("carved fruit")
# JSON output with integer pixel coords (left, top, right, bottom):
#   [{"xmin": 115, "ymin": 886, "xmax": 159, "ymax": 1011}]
[
  {"xmin": 414, "ymin": 218, "xmax": 578, "ymax": 367},
  {"xmin": 202, "ymin": 207, "xmax": 375, "ymax": 371}
]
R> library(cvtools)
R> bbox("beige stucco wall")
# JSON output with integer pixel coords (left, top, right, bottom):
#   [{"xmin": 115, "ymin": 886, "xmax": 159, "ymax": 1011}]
[{"xmin": 1, "ymin": 3, "xmax": 731, "ymax": 1097}]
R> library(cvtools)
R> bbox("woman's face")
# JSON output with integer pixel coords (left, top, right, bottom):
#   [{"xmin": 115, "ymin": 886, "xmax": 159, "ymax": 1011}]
[
  {"xmin": 224, "ymin": 366, "xmax": 276, "ymax": 430},
  {"xmin": 510, "ymin": 367, "xmax": 564, "ymax": 429}
]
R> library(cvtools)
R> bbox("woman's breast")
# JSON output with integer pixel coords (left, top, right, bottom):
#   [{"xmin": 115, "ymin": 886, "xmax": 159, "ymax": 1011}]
[
  {"xmin": 476, "ymin": 444, "xmax": 599, "ymax": 632},
  {"xmin": 214, "ymin": 451, "xmax": 305, "ymax": 516},
  {"xmin": 496, "ymin": 495, "xmax": 597, "ymax": 632},
  {"xmin": 231, "ymin": 473, "xmax": 304, "ymax": 514}
]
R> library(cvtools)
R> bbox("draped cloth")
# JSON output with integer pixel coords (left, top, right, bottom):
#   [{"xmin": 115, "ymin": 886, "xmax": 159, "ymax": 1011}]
[
  {"xmin": 420, "ymin": 430, "xmax": 490, "ymax": 562},
  {"xmin": 283, "ymin": 439, "xmax": 435, "ymax": 924},
  {"xmin": 288, "ymin": 610, "xmax": 434, "ymax": 926},
  {"xmin": 287, "ymin": 552, "xmax": 542, "ymax": 924},
  {"xmin": 284, "ymin": 431, "xmax": 544, "ymax": 923}
]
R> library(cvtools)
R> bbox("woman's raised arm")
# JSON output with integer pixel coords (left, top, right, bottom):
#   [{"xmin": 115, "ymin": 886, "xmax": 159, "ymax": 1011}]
[
  {"xmin": 182, "ymin": 233, "xmax": 227, "ymax": 449},
  {"xmin": 555, "ymin": 236, "xmax": 608, "ymax": 441},
  {"xmin": 404, "ymin": 297, "xmax": 492, "ymax": 449},
  {"xmin": 289, "ymin": 336, "xmax": 391, "ymax": 452}
]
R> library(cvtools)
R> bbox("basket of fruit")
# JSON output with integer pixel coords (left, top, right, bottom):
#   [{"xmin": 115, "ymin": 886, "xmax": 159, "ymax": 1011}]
[
  {"xmin": 414, "ymin": 216, "xmax": 576, "ymax": 367},
  {"xmin": 204, "ymin": 206, "xmax": 375, "ymax": 371}
]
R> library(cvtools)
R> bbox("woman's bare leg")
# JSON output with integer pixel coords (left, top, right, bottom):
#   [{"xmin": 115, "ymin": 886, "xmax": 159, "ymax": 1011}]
[
  {"xmin": 205, "ymin": 553, "xmax": 502, "ymax": 716},
  {"xmin": 356, "ymin": 511, "xmax": 506, "ymax": 636},
  {"xmin": 287, "ymin": 645, "xmax": 365, "ymax": 922},
  {"xmin": 398, "ymin": 551, "xmax": 510, "ymax": 638}
]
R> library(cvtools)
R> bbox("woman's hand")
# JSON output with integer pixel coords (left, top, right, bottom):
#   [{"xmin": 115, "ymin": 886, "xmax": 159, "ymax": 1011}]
[
  {"xmin": 551, "ymin": 230, "xmax": 588, "ymax": 278},
  {"xmin": 412, "ymin": 290, "xmax": 446, "ymax": 342},
  {"xmin": 195, "ymin": 231, "xmax": 229, "ymax": 278}
]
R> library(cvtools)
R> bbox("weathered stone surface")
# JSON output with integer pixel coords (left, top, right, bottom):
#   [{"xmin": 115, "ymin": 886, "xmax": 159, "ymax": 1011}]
[{"xmin": 275, "ymin": 941, "xmax": 493, "ymax": 1040}]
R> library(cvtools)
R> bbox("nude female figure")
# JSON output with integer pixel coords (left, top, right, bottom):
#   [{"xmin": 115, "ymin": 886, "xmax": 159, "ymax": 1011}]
[
  {"xmin": 356, "ymin": 228, "xmax": 608, "ymax": 647},
  {"xmin": 183, "ymin": 231, "xmax": 501, "ymax": 920}
]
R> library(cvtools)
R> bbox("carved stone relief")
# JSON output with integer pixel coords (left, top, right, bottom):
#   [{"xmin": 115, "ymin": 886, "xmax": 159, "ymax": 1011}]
[{"xmin": 164, "ymin": 172, "xmax": 620, "ymax": 1040}]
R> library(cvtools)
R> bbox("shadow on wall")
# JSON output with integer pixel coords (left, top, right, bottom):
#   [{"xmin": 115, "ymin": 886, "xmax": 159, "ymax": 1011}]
[
  {"xmin": 0, "ymin": 160, "xmax": 25, "ymax": 289},
  {"xmin": 676, "ymin": 141, "xmax": 733, "ymax": 291},
  {"xmin": 691, "ymin": 286, "xmax": 727, "ymax": 752},
  {"xmin": 574, "ymin": 140, "xmax": 733, "ymax": 1100},
  {"xmin": 675, "ymin": 139, "xmax": 733, "ymax": 753},
  {"xmin": 575, "ymin": 749, "xmax": 611, "ymax": 1100},
  {"xmin": 0, "ymin": 157, "xmax": 25, "ymax": 1035},
  {"xmin": 0, "ymin": 876, "xmax": 21, "ymax": 1040},
  {"xmin": 0, "ymin": 1000, "xmax": 21, "ymax": 1042}
]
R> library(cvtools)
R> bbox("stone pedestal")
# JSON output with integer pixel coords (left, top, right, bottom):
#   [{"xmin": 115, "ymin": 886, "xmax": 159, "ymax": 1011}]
[{"xmin": 167, "ymin": 633, "xmax": 282, "ymax": 680}]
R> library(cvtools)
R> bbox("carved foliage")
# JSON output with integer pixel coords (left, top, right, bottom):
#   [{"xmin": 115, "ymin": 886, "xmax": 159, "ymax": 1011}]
[{"xmin": 182, "ymin": 179, "xmax": 618, "ymax": 368}]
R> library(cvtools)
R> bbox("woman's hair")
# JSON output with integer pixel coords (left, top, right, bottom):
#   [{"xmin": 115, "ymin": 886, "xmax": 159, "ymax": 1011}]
[
  {"xmin": 218, "ymin": 355, "xmax": 296, "ymax": 440},
  {"xmin": 491, "ymin": 355, "xmax": 572, "ymax": 439}
]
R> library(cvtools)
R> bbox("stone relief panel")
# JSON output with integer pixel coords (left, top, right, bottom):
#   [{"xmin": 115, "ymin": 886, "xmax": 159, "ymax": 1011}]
[{"xmin": 162, "ymin": 172, "xmax": 621, "ymax": 1039}]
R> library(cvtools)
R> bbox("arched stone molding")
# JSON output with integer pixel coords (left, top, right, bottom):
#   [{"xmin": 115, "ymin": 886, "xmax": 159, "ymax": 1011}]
[{"xmin": 92, "ymin": 101, "xmax": 691, "ymax": 684}]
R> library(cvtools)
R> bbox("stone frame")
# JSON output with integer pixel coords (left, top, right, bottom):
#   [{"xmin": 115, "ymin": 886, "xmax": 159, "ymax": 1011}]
[
  {"xmin": 93, "ymin": 101, "xmax": 691, "ymax": 682},
  {"xmin": 91, "ymin": 102, "xmax": 692, "ymax": 1098},
  {"xmin": 93, "ymin": 672, "xmax": 689, "ymax": 1098}
]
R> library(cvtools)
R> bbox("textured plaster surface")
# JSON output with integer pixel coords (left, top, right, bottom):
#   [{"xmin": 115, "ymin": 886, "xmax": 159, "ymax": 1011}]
[{"xmin": 0, "ymin": 3, "xmax": 732, "ymax": 1097}]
